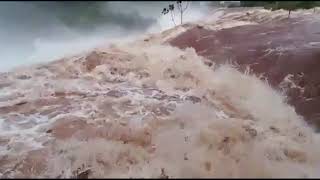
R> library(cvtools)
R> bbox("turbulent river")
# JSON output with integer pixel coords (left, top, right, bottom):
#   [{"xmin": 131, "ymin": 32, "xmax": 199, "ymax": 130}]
[{"xmin": 0, "ymin": 7, "xmax": 320, "ymax": 178}]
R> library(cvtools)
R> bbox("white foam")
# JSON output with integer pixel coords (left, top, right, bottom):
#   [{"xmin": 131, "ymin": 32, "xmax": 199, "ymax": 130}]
[
  {"xmin": 0, "ymin": 114, "xmax": 53, "ymax": 154},
  {"xmin": 1, "ymin": 7, "xmax": 320, "ymax": 178}
]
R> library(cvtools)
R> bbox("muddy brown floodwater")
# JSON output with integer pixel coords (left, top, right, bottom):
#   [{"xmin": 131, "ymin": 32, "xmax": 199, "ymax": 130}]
[
  {"xmin": 1, "ymin": 8, "xmax": 320, "ymax": 178},
  {"xmin": 169, "ymin": 10, "xmax": 320, "ymax": 129}
]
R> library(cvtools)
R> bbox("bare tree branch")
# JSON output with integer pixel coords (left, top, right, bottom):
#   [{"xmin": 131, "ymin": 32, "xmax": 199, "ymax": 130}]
[
  {"xmin": 183, "ymin": 1, "xmax": 189, "ymax": 12},
  {"xmin": 170, "ymin": 11, "xmax": 177, "ymax": 26},
  {"xmin": 162, "ymin": 1, "xmax": 189, "ymax": 26}
]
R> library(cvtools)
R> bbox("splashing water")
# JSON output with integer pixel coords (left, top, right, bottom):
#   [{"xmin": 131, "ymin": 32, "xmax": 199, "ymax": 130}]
[{"xmin": 0, "ymin": 8, "xmax": 320, "ymax": 178}]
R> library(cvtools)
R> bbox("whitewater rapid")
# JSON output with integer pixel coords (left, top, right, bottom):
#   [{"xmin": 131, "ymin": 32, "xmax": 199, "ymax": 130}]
[{"xmin": 0, "ymin": 8, "xmax": 320, "ymax": 178}]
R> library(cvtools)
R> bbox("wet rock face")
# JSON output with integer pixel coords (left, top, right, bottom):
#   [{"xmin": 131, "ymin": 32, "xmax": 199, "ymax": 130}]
[{"xmin": 169, "ymin": 15, "xmax": 320, "ymax": 129}]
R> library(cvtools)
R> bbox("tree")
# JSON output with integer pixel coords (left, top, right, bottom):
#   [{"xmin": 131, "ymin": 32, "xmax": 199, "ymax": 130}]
[
  {"xmin": 162, "ymin": 1, "xmax": 190, "ymax": 26},
  {"xmin": 277, "ymin": 1, "xmax": 300, "ymax": 17},
  {"xmin": 240, "ymin": 1, "xmax": 320, "ymax": 18},
  {"xmin": 275, "ymin": 1, "xmax": 319, "ymax": 17},
  {"xmin": 240, "ymin": 1, "xmax": 273, "ymax": 7},
  {"xmin": 167, "ymin": 4, "xmax": 177, "ymax": 26},
  {"xmin": 176, "ymin": 1, "xmax": 190, "ymax": 25},
  {"xmin": 162, "ymin": 6, "xmax": 176, "ymax": 26}
]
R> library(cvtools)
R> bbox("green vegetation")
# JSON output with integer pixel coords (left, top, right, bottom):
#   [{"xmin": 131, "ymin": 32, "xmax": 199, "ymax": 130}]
[{"xmin": 240, "ymin": 1, "xmax": 320, "ymax": 17}]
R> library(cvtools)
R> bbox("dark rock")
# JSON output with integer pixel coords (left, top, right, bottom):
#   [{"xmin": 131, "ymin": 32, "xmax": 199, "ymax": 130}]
[
  {"xmin": 46, "ymin": 129, "xmax": 52, "ymax": 134},
  {"xmin": 270, "ymin": 126, "xmax": 280, "ymax": 133},
  {"xmin": 168, "ymin": 95, "xmax": 180, "ymax": 101},
  {"xmin": 223, "ymin": 136, "xmax": 230, "ymax": 143},
  {"xmin": 243, "ymin": 125, "xmax": 257, "ymax": 137},
  {"xmin": 206, "ymin": 61, "xmax": 213, "ymax": 67},
  {"xmin": 14, "ymin": 101, "xmax": 27, "ymax": 106},
  {"xmin": 16, "ymin": 75, "xmax": 31, "ymax": 80},
  {"xmin": 197, "ymin": 24, "xmax": 204, "ymax": 29},
  {"xmin": 185, "ymin": 96, "xmax": 201, "ymax": 103},
  {"xmin": 76, "ymin": 169, "xmax": 91, "ymax": 179},
  {"xmin": 160, "ymin": 168, "xmax": 169, "ymax": 179},
  {"xmin": 184, "ymin": 153, "xmax": 188, "ymax": 160},
  {"xmin": 153, "ymin": 93, "xmax": 168, "ymax": 101}
]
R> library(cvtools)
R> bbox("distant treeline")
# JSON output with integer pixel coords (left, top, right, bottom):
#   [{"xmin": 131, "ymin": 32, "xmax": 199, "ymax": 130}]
[{"xmin": 240, "ymin": 1, "xmax": 320, "ymax": 10}]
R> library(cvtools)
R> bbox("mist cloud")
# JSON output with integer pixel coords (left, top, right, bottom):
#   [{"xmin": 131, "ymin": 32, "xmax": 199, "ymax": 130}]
[{"xmin": 0, "ymin": 1, "xmax": 212, "ymax": 72}]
